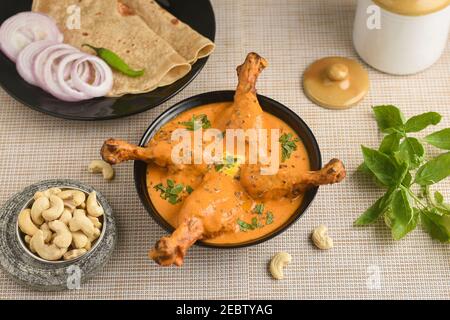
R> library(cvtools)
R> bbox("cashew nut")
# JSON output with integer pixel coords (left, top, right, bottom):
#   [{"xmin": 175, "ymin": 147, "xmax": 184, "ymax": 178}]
[
  {"xmin": 24, "ymin": 235, "xmax": 36, "ymax": 253},
  {"xmin": 18, "ymin": 209, "xmax": 39, "ymax": 236},
  {"xmin": 87, "ymin": 227, "xmax": 101, "ymax": 242},
  {"xmin": 86, "ymin": 192, "xmax": 104, "ymax": 217},
  {"xmin": 30, "ymin": 196, "xmax": 50, "ymax": 225},
  {"xmin": 42, "ymin": 195, "xmax": 64, "ymax": 221},
  {"xmin": 58, "ymin": 190, "xmax": 86, "ymax": 207},
  {"xmin": 71, "ymin": 231, "xmax": 89, "ymax": 249},
  {"xmin": 311, "ymin": 225, "xmax": 333, "ymax": 250},
  {"xmin": 84, "ymin": 241, "xmax": 92, "ymax": 251},
  {"xmin": 59, "ymin": 209, "xmax": 72, "ymax": 225},
  {"xmin": 30, "ymin": 230, "xmax": 67, "ymax": 261},
  {"xmin": 48, "ymin": 220, "xmax": 72, "ymax": 249},
  {"xmin": 69, "ymin": 209, "xmax": 97, "ymax": 238},
  {"xmin": 88, "ymin": 160, "xmax": 115, "ymax": 180},
  {"xmin": 63, "ymin": 249, "xmax": 87, "ymax": 261},
  {"xmin": 33, "ymin": 187, "xmax": 61, "ymax": 200},
  {"xmin": 40, "ymin": 223, "xmax": 53, "ymax": 243},
  {"xmin": 269, "ymin": 252, "xmax": 292, "ymax": 280},
  {"xmin": 88, "ymin": 216, "xmax": 102, "ymax": 229}
]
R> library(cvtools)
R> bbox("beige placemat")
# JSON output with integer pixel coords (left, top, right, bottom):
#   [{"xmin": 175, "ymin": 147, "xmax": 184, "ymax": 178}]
[{"xmin": 1, "ymin": 0, "xmax": 449, "ymax": 299}]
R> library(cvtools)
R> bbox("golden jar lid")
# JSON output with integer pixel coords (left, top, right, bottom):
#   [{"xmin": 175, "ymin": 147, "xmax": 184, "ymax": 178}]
[
  {"xmin": 373, "ymin": 0, "xmax": 450, "ymax": 16},
  {"xmin": 303, "ymin": 57, "xmax": 369, "ymax": 110}
]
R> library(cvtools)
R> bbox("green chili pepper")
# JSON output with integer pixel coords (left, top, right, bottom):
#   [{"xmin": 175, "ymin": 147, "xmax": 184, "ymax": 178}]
[{"xmin": 82, "ymin": 44, "xmax": 144, "ymax": 78}]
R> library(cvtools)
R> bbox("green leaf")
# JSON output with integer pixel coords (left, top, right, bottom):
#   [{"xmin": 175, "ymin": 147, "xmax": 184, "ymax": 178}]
[
  {"xmin": 167, "ymin": 179, "xmax": 174, "ymax": 188},
  {"xmin": 396, "ymin": 137, "xmax": 425, "ymax": 169},
  {"xmin": 354, "ymin": 191, "xmax": 393, "ymax": 225},
  {"xmin": 421, "ymin": 208, "xmax": 450, "ymax": 243},
  {"xmin": 385, "ymin": 189, "xmax": 417, "ymax": 240},
  {"xmin": 253, "ymin": 203, "xmax": 265, "ymax": 215},
  {"xmin": 434, "ymin": 191, "xmax": 444, "ymax": 204},
  {"xmin": 361, "ymin": 146, "xmax": 401, "ymax": 186},
  {"xmin": 169, "ymin": 184, "xmax": 184, "ymax": 195},
  {"xmin": 237, "ymin": 219, "xmax": 255, "ymax": 231},
  {"xmin": 372, "ymin": 105, "xmax": 405, "ymax": 133},
  {"xmin": 379, "ymin": 133, "xmax": 402, "ymax": 154},
  {"xmin": 279, "ymin": 133, "xmax": 299, "ymax": 162},
  {"xmin": 402, "ymin": 171, "xmax": 412, "ymax": 187},
  {"xmin": 180, "ymin": 114, "xmax": 211, "ymax": 131},
  {"xmin": 186, "ymin": 185, "xmax": 194, "ymax": 194},
  {"xmin": 404, "ymin": 112, "xmax": 441, "ymax": 133},
  {"xmin": 424, "ymin": 128, "xmax": 450, "ymax": 150},
  {"xmin": 415, "ymin": 152, "xmax": 450, "ymax": 185},
  {"xmin": 266, "ymin": 211, "xmax": 274, "ymax": 225}
]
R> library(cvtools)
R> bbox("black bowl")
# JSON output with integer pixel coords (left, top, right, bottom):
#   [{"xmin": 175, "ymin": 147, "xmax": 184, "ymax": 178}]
[{"xmin": 134, "ymin": 91, "xmax": 322, "ymax": 248}]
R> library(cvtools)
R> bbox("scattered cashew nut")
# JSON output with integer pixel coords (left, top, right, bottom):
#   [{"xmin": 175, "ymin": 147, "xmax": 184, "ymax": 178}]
[
  {"xmin": 18, "ymin": 209, "xmax": 39, "ymax": 236},
  {"xmin": 311, "ymin": 225, "xmax": 333, "ymax": 250},
  {"xmin": 86, "ymin": 192, "xmax": 104, "ymax": 217},
  {"xmin": 64, "ymin": 249, "xmax": 87, "ymax": 261},
  {"xmin": 30, "ymin": 196, "xmax": 50, "ymax": 225},
  {"xmin": 88, "ymin": 160, "xmax": 115, "ymax": 180},
  {"xmin": 48, "ymin": 220, "xmax": 72, "ymax": 249},
  {"xmin": 30, "ymin": 230, "xmax": 67, "ymax": 261},
  {"xmin": 42, "ymin": 195, "xmax": 64, "ymax": 221},
  {"xmin": 269, "ymin": 252, "xmax": 292, "ymax": 280}
]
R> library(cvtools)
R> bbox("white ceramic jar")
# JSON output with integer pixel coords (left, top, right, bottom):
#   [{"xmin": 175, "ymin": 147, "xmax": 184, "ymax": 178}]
[{"xmin": 353, "ymin": 0, "xmax": 450, "ymax": 75}]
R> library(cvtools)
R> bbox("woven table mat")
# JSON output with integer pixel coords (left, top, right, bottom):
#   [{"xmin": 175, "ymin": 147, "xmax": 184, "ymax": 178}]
[{"xmin": 1, "ymin": 0, "xmax": 449, "ymax": 299}]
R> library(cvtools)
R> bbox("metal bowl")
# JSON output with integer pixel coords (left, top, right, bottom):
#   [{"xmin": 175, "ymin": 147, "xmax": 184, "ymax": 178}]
[
  {"xmin": 0, "ymin": 179, "xmax": 116, "ymax": 291},
  {"xmin": 15, "ymin": 186, "xmax": 106, "ymax": 264}
]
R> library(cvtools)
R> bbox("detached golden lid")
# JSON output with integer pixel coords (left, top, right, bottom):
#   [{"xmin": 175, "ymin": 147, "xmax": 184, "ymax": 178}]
[
  {"xmin": 303, "ymin": 57, "xmax": 369, "ymax": 110},
  {"xmin": 373, "ymin": 0, "xmax": 450, "ymax": 16}
]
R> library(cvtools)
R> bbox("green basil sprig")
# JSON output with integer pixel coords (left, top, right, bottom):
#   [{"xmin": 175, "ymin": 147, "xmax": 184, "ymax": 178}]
[{"xmin": 356, "ymin": 105, "xmax": 450, "ymax": 242}]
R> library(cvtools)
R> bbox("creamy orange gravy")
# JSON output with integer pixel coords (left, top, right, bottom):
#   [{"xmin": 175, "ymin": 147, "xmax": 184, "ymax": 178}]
[{"xmin": 146, "ymin": 102, "xmax": 310, "ymax": 244}]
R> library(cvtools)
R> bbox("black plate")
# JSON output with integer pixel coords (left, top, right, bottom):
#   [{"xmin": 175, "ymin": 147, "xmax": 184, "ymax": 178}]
[
  {"xmin": 134, "ymin": 91, "xmax": 322, "ymax": 248},
  {"xmin": 0, "ymin": 0, "xmax": 216, "ymax": 120}
]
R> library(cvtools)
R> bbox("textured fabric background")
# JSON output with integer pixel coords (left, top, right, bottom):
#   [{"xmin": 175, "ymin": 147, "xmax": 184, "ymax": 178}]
[{"xmin": 1, "ymin": 0, "xmax": 450, "ymax": 299}]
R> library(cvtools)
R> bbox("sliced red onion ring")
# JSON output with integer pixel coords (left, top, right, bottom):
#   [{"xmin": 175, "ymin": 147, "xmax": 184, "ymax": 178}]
[
  {"xmin": 40, "ymin": 48, "xmax": 82, "ymax": 101},
  {"xmin": 71, "ymin": 56, "xmax": 113, "ymax": 98},
  {"xmin": 16, "ymin": 40, "xmax": 55, "ymax": 86},
  {"xmin": 0, "ymin": 12, "xmax": 63, "ymax": 62},
  {"xmin": 56, "ymin": 52, "xmax": 92, "ymax": 100},
  {"xmin": 33, "ymin": 44, "xmax": 76, "ymax": 88}
]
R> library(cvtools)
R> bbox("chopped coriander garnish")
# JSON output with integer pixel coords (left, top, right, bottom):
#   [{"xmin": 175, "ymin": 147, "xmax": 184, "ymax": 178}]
[
  {"xmin": 280, "ymin": 133, "xmax": 299, "ymax": 162},
  {"xmin": 153, "ymin": 179, "xmax": 193, "ymax": 205},
  {"xmin": 179, "ymin": 114, "xmax": 211, "ymax": 131},
  {"xmin": 253, "ymin": 203, "xmax": 265, "ymax": 215},
  {"xmin": 266, "ymin": 211, "xmax": 274, "ymax": 225},
  {"xmin": 237, "ymin": 219, "xmax": 255, "ymax": 232},
  {"xmin": 214, "ymin": 155, "xmax": 238, "ymax": 172}
]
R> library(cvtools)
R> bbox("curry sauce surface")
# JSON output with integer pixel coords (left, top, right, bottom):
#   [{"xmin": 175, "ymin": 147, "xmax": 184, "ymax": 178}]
[{"xmin": 146, "ymin": 102, "xmax": 310, "ymax": 244}]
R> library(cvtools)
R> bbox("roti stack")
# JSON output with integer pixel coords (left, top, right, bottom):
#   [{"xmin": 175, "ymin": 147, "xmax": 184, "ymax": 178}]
[{"xmin": 32, "ymin": 0, "xmax": 215, "ymax": 97}]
